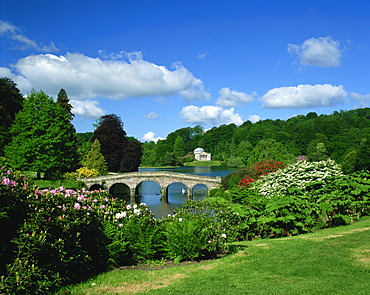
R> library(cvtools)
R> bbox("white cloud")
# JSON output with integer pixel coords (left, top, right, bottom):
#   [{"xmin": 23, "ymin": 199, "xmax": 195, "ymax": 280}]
[
  {"xmin": 143, "ymin": 112, "xmax": 159, "ymax": 119},
  {"xmin": 5, "ymin": 52, "xmax": 210, "ymax": 101},
  {"xmin": 142, "ymin": 131, "xmax": 166, "ymax": 142},
  {"xmin": 260, "ymin": 84, "xmax": 348, "ymax": 109},
  {"xmin": 288, "ymin": 36, "xmax": 342, "ymax": 67},
  {"xmin": 216, "ymin": 87, "xmax": 255, "ymax": 107},
  {"xmin": 248, "ymin": 114, "xmax": 262, "ymax": 123},
  {"xmin": 0, "ymin": 20, "xmax": 58, "ymax": 52},
  {"xmin": 71, "ymin": 100, "xmax": 106, "ymax": 119},
  {"xmin": 180, "ymin": 105, "xmax": 243, "ymax": 126},
  {"xmin": 351, "ymin": 92, "xmax": 370, "ymax": 107},
  {"xmin": 197, "ymin": 52, "xmax": 208, "ymax": 60}
]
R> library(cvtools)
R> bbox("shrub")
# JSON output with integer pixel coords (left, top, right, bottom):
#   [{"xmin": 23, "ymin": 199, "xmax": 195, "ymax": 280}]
[
  {"xmin": 252, "ymin": 159, "xmax": 343, "ymax": 199},
  {"xmin": 105, "ymin": 203, "xmax": 162, "ymax": 266},
  {"xmin": 0, "ymin": 158, "xmax": 34, "ymax": 277},
  {"xmin": 0, "ymin": 185, "xmax": 125, "ymax": 294},
  {"xmin": 64, "ymin": 166, "xmax": 99, "ymax": 180}
]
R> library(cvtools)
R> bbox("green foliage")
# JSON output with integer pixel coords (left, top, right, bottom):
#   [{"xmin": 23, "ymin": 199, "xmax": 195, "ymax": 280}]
[
  {"xmin": 222, "ymin": 159, "xmax": 285, "ymax": 190},
  {"xmin": 83, "ymin": 139, "xmax": 108, "ymax": 175},
  {"xmin": 162, "ymin": 216, "xmax": 208, "ymax": 262},
  {"xmin": 56, "ymin": 88, "xmax": 74, "ymax": 121},
  {"xmin": 341, "ymin": 150, "xmax": 358, "ymax": 174},
  {"xmin": 92, "ymin": 114, "xmax": 142, "ymax": 172},
  {"xmin": 0, "ymin": 77, "xmax": 24, "ymax": 154},
  {"xmin": 4, "ymin": 89, "xmax": 79, "ymax": 179},
  {"xmin": 105, "ymin": 204, "xmax": 162, "ymax": 266},
  {"xmin": 0, "ymin": 159, "xmax": 33, "ymax": 276},
  {"xmin": 173, "ymin": 136, "xmax": 186, "ymax": 157},
  {"xmin": 247, "ymin": 139, "xmax": 295, "ymax": 165}
]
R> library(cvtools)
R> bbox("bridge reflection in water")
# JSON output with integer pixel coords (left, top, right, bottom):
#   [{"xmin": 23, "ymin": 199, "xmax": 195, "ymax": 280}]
[{"xmin": 80, "ymin": 172, "xmax": 221, "ymax": 218}]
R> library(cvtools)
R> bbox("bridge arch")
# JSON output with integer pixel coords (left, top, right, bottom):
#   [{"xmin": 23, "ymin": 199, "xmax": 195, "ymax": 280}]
[{"xmin": 81, "ymin": 171, "xmax": 221, "ymax": 205}]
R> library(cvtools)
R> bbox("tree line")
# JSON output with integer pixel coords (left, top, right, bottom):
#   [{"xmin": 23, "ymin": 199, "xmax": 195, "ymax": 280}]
[
  {"xmin": 0, "ymin": 77, "xmax": 142, "ymax": 179},
  {"xmin": 140, "ymin": 108, "xmax": 370, "ymax": 172}
]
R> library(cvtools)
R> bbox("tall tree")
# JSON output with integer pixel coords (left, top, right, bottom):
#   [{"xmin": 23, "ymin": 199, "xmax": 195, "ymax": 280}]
[
  {"xmin": 173, "ymin": 136, "xmax": 186, "ymax": 157},
  {"xmin": 120, "ymin": 139, "xmax": 143, "ymax": 172},
  {"xmin": 83, "ymin": 139, "xmax": 108, "ymax": 175},
  {"xmin": 56, "ymin": 88, "xmax": 74, "ymax": 121},
  {"xmin": 0, "ymin": 77, "xmax": 24, "ymax": 154},
  {"xmin": 5, "ymin": 90, "xmax": 78, "ymax": 178},
  {"xmin": 91, "ymin": 114, "xmax": 128, "ymax": 172}
]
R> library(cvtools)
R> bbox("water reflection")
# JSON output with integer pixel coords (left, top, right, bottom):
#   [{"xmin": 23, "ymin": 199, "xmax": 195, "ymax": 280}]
[{"xmin": 110, "ymin": 167, "xmax": 236, "ymax": 218}]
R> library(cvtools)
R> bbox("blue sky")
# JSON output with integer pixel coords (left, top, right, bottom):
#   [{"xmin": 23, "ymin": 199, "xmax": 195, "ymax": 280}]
[{"xmin": 1, "ymin": 0, "xmax": 369, "ymax": 141}]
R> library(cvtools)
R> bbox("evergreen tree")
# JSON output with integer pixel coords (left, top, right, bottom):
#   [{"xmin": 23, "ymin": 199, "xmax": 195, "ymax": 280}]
[
  {"xmin": 0, "ymin": 77, "xmax": 24, "ymax": 154},
  {"xmin": 56, "ymin": 88, "xmax": 74, "ymax": 121},
  {"xmin": 83, "ymin": 139, "xmax": 108, "ymax": 175},
  {"xmin": 5, "ymin": 90, "xmax": 78, "ymax": 178}
]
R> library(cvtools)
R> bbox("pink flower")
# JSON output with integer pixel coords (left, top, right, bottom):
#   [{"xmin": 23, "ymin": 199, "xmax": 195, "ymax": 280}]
[{"xmin": 74, "ymin": 203, "xmax": 81, "ymax": 210}]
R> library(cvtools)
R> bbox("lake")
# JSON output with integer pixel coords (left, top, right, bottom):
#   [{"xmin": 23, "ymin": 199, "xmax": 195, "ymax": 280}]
[{"xmin": 134, "ymin": 166, "xmax": 237, "ymax": 218}]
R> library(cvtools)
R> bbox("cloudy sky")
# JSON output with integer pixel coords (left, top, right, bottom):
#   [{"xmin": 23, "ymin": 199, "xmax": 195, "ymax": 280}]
[{"xmin": 1, "ymin": 0, "xmax": 369, "ymax": 142}]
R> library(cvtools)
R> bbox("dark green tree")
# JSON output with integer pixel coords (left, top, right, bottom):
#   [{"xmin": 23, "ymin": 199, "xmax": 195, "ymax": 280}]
[
  {"xmin": 5, "ymin": 89, "xmax": 78, "ymax": 178},
  {"xmin": 91, "ymin": 114, "xmax": 141, "ymax": 172},
  {"xmin": 56, "ymin": 88, "xmax": 74, "ymax": 121},
  {"xmin": 0, "ymin": 77, "xmax": 24, "ymax": 154},
  {"xmin": 120, "ymin": 139, "xmax": 143, "ymax": 172},
  {"xmin": 83, "ymin": 139, "xmax": 108, "ymax": 175},
  {"xmin": 91, "ymin": 114, "xmax": 128, "ymax": 172}
]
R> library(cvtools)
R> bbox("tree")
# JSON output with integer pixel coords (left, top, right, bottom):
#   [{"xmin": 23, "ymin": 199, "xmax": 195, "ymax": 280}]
[
  {"xmin": 5, "ymin": 90, "xmax": 78, "ymax": 178},
  {"xmin": 0, "ymin": 77, "xmax": 24, "ymax": 154},
  {"xmin": 120, "ymin": 139, "xmax": 143, "ymax": 172},
  {"xmin": 83, "ymin": 139, "xmax": 108, "ymax": 175},
  {"xmin": 247, "ymin": 139, "xmax": 294, "ymax": 165},
  {"xmin": 173, "ymin": 136, "xmax": 186, "ymax": 157},
  {"xmin": 91, "ymin": 114, "xmax": 142, "ymax": 172},
  {"xmin": 56, "ymin": 88, "xmax": 74, "ymax": 121},
  {"xmin": 91, "ymin": 114, "xmax": 128, "ymax": 172}
]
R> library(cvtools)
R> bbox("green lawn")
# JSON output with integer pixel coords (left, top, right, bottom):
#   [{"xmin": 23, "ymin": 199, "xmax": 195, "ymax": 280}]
[
  {"xmin": 21, "ymin": 171, "xmax": 80, "ymax": 189},
  {"xmin": 184, "ymin": 160, "xmax": 222, "ymax": 167},
  {"xmin": 57, "ymin": 216, "xmax": 370, "ymax": 295}
]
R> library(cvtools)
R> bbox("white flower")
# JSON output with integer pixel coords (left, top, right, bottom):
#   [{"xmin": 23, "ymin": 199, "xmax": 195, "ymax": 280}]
[
  {"xmin": 221, "ymin": 233, "xmax": 227, "ymax": 238},
  {"xmin": 178, "ymin": 218, "xmax": 183, "ymax": 222}
]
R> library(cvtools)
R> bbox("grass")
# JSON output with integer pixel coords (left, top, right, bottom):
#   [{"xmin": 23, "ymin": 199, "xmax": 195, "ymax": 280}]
[
  {"xmin": 21, "ymin": 171, "xmax": 80, "ymax": 189},
  {"xmin": 57, "ymin": 216, "xmax": 370, "ymax": 294},
  {"xmin": 184, "ymin": 160, "xmax": 223, "ymax": 167}
]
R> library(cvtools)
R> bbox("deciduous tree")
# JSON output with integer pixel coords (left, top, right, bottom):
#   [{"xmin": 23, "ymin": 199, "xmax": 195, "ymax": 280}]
[{"xmin": 5, "ymin": 90, "xmax": 78, "ymax": 178}]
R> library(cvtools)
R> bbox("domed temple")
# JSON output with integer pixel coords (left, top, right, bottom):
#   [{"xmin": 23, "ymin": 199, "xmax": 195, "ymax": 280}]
[{"xmin": 194, "ymin": 147, "xmax": 211, "ymax": 161}]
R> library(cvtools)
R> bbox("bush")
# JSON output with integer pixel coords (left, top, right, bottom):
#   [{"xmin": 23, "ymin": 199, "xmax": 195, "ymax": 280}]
[
  {"xmin": 104, "ymin": 203, "xmax": 162, "ymax": 266},
  {"xmin": 0, "ymin": 158, "xmax": 34, "ymax": 277},
  {"xmin": 64, "ymin": 166, "xmax": 99, "ymax": 180},
  {"xmin": 0, "ymin": 184, "xmax": 126, "ymax": 294}
]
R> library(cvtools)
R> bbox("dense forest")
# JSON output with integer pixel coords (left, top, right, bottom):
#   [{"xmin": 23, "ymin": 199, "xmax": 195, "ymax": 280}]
[{"xmin": 137, "ymin": 108, "xmax": 370, "ymax": 169}]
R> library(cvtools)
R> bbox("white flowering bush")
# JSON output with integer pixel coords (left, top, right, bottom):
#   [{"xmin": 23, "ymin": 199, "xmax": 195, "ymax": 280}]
[
  {"xmin": 103, "ymin": 203, "xmax": 162, "ymax": 266},
  {"xmin": 253, "ymin": 159, "xmax": 344, "ymax": 198}
]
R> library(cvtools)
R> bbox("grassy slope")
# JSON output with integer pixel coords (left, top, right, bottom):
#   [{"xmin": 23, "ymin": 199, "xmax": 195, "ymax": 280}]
[{"xmin": 58, "ymin": 216, "xmax": 370, "ymax": 295}]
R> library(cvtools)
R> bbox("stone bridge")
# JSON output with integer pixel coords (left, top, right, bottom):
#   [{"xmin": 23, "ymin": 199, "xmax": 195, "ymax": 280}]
[{"xmin": 80, "ymin": 171, "xmax": 222, "ymax": 204}]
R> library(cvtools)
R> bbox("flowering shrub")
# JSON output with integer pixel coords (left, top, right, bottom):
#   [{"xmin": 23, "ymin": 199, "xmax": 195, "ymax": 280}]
[
  {"xmin": 252, "ymin": 159, "xmax": 343, "ymax": 199},
  {"xmin": 0, "ymin": 159, "xmax": 34, "ymax": 278},
  {"xmin": 104, "ymin": 203, "xmax": 162, "ymax": 266},
  {"xmin": 238, "ymin": 178, "xmax": 255, "ymax": 188},
  {"xmin": 1, "ymin": 181, "xmax": 127, "ymax": 294},
  {"xmin": 64, "ymin": 166, "xmax": 99, "ymax": 180},
  {"xmin": 222, "ymin": 159, "xmax": 285, "ymax": 190}
]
